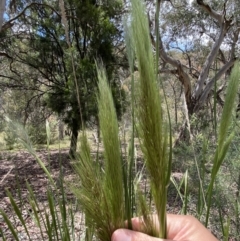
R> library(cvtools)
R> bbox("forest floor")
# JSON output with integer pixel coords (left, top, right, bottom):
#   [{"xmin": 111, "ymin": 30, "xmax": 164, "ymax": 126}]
[
  {"xmin": 0, "ymin": 149, "xmax": 86, "ymax": 240},
  {"xmin": 0, "ymin": 140, "xmax": 186, "ymax": 240}
]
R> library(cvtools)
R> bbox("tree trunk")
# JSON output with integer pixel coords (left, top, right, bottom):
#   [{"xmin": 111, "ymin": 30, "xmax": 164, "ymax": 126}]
[
  {"xmin": 0, "ymin": 0, "xmax": 6, "ymax": 30},
  {"xmin": 58, "ymin": 119, "xmax": 64, "ymax": 140},
  {"xmin": 69, "ymin": 118, "xmax": 79, "ymax": 158}
]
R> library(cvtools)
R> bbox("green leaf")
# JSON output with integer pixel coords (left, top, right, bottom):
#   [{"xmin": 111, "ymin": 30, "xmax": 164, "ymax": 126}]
[
  {"xmin": 6, "ymin": 190, "xmax": 31, "ymax": 240},
  {"xmin": 0, "ymin": 209, "xmax": 20, "ymax": 241}
]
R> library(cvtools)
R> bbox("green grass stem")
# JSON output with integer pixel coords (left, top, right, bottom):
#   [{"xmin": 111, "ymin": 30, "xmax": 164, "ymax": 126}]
[
  {"xmin": 205, "ymin": 62, "xmax": 240, "ymax": 226},
  {"xmin": 128, "ymin": 0, "xmax": 171, "ymax": 238},
  {"xmin": 0, "ymin": 210, "xmax": 20, "ymax": 241},
  {"xmin": 5, "ymin": 190, "xmax": 31, "ymax": 240},
  {"xmin": 72, "ymin": 65, "xmax": 126, "ymax": 241}
]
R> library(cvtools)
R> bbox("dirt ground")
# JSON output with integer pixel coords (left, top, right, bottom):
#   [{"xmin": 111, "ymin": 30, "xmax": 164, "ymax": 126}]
[
  {"xmin": 0, "ymin": 149, "xmax": 85, "ymax": 240},
  {"xmin": 0, "ymin": 147, "xmax": 184, "ymax": 240},
  {"xmin": 0, "ymin": 150, "xmax": 73, "ymax": 200}
]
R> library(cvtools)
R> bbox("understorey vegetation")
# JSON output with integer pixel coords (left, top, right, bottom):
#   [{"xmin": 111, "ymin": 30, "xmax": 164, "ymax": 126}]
[{"xmin": 1, "ymin": 0, "xmax": 240, "ymax": 240}]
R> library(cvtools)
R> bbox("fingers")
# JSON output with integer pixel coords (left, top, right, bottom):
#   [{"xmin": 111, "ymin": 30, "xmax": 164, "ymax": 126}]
[
  {"xmin": 130, "ymin": 214, "xmax": 197, "ymax": 237},
  {"xmin": 128, "ymin": 214, "xmax": 218, "ymax": 241},
  {"xmin": 111, "ymin": 229, "xmax": 171, "ymax": 241}
]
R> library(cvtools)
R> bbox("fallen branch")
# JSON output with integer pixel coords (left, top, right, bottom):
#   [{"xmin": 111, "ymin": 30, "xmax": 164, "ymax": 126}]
[{"xmin": 0, "ymin": 167, "xmax": 14, "ymax": 184}]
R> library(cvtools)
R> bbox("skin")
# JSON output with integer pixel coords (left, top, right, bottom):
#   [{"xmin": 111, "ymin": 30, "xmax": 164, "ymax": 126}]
[{"xmin": 111, "ymin": 214, "xmax": 219, "ymax": 241}]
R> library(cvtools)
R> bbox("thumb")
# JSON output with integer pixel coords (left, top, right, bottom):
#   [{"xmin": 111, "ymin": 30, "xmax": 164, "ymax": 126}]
[{"xmin": 111, "ymin": 229, "xmax": 172, "ymax": 241}]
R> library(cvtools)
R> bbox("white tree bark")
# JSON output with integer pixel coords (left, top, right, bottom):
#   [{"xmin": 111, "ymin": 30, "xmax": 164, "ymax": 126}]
[
  {"xmin": 193, "ymin": 58, "xmax": 236, "ymax": 112},
  {"xmin": 150, "ymin": 5, "xmax": 192, "ymax": 109},
  {"xmin": 193, "ymin": 0, "xmax": 233, "ymax": 100},
  {"xmin": 193, "ymin": 22, "xmax": 230, "ymax": 99},
  {"xmin": 0, "ymin": 0, "xmax": 6, "ymax": 30},
  {"xmin": 196, "ymin": 0, "xmax": 223, "ymax": 24},
  {"xmin": 154, "ymin": 0, "xmax": 237, "ymax": 113}
]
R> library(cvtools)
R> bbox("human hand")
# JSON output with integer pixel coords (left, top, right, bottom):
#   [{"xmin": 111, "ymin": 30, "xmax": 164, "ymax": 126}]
[{"xmin": 111, "ymin": 214, "xmax": 218, "ymax": 241}]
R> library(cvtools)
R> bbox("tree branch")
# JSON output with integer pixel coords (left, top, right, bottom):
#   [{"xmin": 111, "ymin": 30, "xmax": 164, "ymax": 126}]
[
  {"xmin": 1, "ymin": 2, "xmax": 60, "ymax": 31},
  {"xmin": 193, "ymin": 16, "xmax": 232, "ymax": 99},
  {"xmin": 149, "ymin": 4, "xmax": 192, "ymax": 109},
  {"xmin": 196, "ymin": 0, "xmax": 223, "ymax": 24},
  {"xmin": 194, "ymin": 57, "xmax": 236, "ymax": 112},
  {"xmin": 159, "ymin": 68, "xmax": 178, "ymax": 75},
  {"xmin": 0, "ymin": 51, "xmax": 12, "ymax": 58},
  {"xmin": 157, "ymin": 35, "xmax": 192, "ymax": 106},
  {"xmin": 218, "ymin": 49, "xmax": 227, "ymax": 64},
  {"xmin": 230, "ymin": 28, "xmax": 240, "ymax": 60}
]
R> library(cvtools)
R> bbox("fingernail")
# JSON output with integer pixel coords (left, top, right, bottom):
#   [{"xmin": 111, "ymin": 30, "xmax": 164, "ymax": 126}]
[{"xmin": 112, "ymin": 229, "xmax": 132, "ymax": 241}]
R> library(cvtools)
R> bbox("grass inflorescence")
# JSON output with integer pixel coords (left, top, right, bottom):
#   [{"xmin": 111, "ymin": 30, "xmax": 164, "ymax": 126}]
[{"xmin": 72, "ymin": 0, "xmax": 171, "ymax": 239}]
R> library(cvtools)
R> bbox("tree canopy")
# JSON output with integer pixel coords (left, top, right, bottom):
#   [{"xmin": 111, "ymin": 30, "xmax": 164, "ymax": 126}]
[
  {"xmin": 0, "ymin": 0, "xmax": 126, "ymax": 155},
  {"xmin": 150, "ymin": 0, "xmax": 240, "ymax": 113},
  {"xmin": 1, "ymin": 0, "xmax": 240, "ymax": 151}
]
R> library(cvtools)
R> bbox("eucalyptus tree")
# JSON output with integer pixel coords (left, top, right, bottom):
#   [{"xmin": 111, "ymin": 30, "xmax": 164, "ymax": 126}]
[
  {"xmin": 0, "ymin": 0, "xmax": 125, "ymax": 156},
  {"xmin": 151, "ymin": 0, "xmax": 240, "ymax": 115}
]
